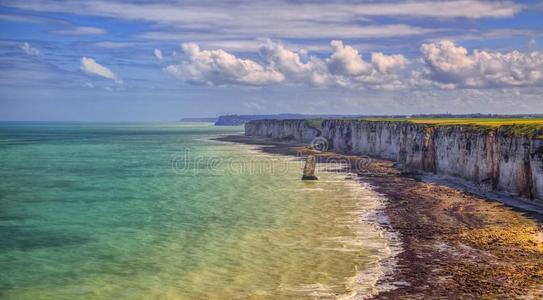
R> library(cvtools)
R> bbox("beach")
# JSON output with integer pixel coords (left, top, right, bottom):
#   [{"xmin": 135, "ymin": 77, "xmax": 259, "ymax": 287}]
[{"xmin": 217, "ymin": 134, "xmax": 543, "ymax": 298}]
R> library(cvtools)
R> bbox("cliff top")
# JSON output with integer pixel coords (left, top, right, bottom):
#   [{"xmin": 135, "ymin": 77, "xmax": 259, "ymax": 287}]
[
  {"xmin": 367, "ymin": 117, "xmax": 543, "ymax": 126},
  {"xmin": 304, "ymin": 118, "xmax": 543, "ymax": 139},
  {"xmin": 374, "ymin": 118, "xmax": 543, "ymax": 139}
]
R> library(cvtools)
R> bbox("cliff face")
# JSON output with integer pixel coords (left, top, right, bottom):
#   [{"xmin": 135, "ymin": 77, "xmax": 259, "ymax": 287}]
[
  {"xmin": 244, "ymin": 119, "xmax": 320, "ymax": 142},
  {"xmin": 245, "ymin": 119, "xmax": 543, "ymax": 202}
]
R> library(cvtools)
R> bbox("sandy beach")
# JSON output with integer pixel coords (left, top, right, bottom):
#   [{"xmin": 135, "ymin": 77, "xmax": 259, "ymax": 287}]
[{"xmin": 217, "ymin": 134, "xmax": 543, "ymax": 299}]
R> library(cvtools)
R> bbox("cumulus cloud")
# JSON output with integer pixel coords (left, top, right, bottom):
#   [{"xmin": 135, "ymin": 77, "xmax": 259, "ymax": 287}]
[
  {"xmin": 154, "ymin": 48, "xmax": 163, "ymax": 60},
  {"xmin": 165, "ymin": 40, "xmax": 409, "ymax": 89},
  {"xmin": 259, "ymin": 41, "xmax": 329, "ymax": 86},
  {"xmin": 165, "ymin": 43, "xmax": 284, "ymax": 86},
  {"xmin": 418, "ymin": 40, "xmax": 543, "ymax": 88},
  {"xmin": 20, "ymin": 42, "xmax": 40, "ymax": 56},
  {"xmin": 80, "ymin": 57, "xmax": 121, "ymax": 83},
  {"xmin": 165, "ymin": 40, "xmax": 543, "ymax": 90},
  {"xmin": 327, "ymin": 40, "xmax": 371, "ymax": 76},
  {"xmin": 324, "ymin": 41, "xmax": 408, "ymax": 89},
  {"xmin": 371, "ymin": 52, "xmax": 409, "ymax": 73}
]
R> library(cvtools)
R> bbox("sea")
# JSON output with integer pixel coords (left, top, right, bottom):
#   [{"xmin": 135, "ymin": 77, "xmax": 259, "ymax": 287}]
[{"xmin": 0, "ymin": 122, "xmax": 396, "ymax": 299}]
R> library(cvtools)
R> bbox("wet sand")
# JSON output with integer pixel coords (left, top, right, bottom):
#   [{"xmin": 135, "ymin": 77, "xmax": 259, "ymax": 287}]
[{"xmin": 217, "ymin": 135, "xmax": 543, "ymax": 299}]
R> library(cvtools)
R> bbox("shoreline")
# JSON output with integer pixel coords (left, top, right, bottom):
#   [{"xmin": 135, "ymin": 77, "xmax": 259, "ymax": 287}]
[
  {"xmin": 321, "ymin": 169, "xmax": 403, "ymax": 299},
  {"xmin": 216, "ymin": 134, "xmax": 543, "ymax": 299},
  {"xmin": 214, "ymin": 134, "xmax": 402, "ymax": 298}
]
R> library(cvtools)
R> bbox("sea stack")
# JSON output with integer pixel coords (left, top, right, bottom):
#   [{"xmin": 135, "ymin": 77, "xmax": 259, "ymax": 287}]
[{"xmin": 302, "ymin": 155, "xmax": 318, "ymax": 180}]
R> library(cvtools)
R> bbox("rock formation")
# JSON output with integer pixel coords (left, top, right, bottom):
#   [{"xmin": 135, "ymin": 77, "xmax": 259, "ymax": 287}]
[
  {"xmin": 302, "ymin": 155, "xmax": 318, "ymax": 180},
  {"xmin": 246, "ymin": 119, "xmax": 543, "ymax": 202}
]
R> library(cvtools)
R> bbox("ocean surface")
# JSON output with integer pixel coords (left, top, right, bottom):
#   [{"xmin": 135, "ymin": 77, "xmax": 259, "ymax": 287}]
[{"xmin": 0, "ymin": 123, "xmax": 394, "ymax": 299}]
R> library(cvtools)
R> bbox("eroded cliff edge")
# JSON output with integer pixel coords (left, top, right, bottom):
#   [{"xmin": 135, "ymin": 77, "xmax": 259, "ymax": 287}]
[{"xmin": 245, "ymin": 119, "xmax": 543, "ymax": 202}]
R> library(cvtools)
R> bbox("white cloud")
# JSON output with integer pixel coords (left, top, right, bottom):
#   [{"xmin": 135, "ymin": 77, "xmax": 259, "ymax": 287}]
[
  {"xmin": 259, "ymin": 41, "xmax": 329, "ymax": 86},
  {"xmin": 136, "ymin": 31, "xmax": 246, "ymax": 42},
  {"xmin": 166, "ymin": 39, "xmax": 543, "ymax": 91},
  {"xmin": 345, "ymin": 1, "xmax": 522, "ymax": 19},
  {"xmin": 54, "ymin": 26, "xmax": 105, "ymax": 35},
  {"xmin": 166, "ymin": 40, "xmax": 409, "ymax": 89},
  {"xmin": 20, "ymin": 42, "xmax": 40, "ymax": 56},
  {"xmin": 371, "ymin": 52, "xmax": 409, "ymax": 73},
  {"xmin": 2, "ymin": 1, "xmax": 519, "ymax": 43},
  {"xmin": 80, "ymin": 57, "xmax": 121, "ymax": 83},
  {"xmin": 198, "ymin": 40, "xmax": 265, "ymax": 52},
  {"xmin": 258, "ymin": 40, "xmax": 409, "ymax": 89},
  {"xmin": 137, "ymin": 24, "xmax": 435, "ymax": 41},
  {"xmin": 154, "ymin": 48, "xmax": 163, "ymax": 60},
  {"xmin": 440, "ymin": 29, "xmax": 543, "ymax": 42},
  {"xmin": 4, "ymin": 1, "xmax": 521, "ymax": 25},
  {"xmin": 327, "ymin": 40, "xmax": 371, "ymax": 76},
  {"xmin": 418, "ymin": 40, "xmax": 543, "ymax": 88},
  {"xmin": 165, "ymin": 43, "xmax": 284, "ymax": 86},
  {"xmin": 237, "ymin": 24, "xmax": 436, "ymax": 39}
]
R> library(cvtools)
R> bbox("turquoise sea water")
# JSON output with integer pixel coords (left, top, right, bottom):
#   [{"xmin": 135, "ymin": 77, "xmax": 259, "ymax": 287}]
[{"xmin": 0, "ymin": 123, "xmax": 394, "ymax": 299}]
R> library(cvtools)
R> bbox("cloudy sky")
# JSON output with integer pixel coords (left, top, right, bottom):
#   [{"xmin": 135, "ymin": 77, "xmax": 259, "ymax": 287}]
[{"xmin": 0, "ymin": 0, "xmax": 542, "ymax": 121}]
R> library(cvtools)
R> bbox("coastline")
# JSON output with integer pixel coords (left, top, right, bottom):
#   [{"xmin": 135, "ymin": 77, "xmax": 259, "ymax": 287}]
[
  {"xmin": 216, "ymin": 134, "xmax": 543, "ymax": 299},
  {"xmin": 213, "ymin": 134, "xmax": 402, "ymax": 298},
  {"xmin": 310, "ymin": 162, "xmax": 403, "ymax": 299}
]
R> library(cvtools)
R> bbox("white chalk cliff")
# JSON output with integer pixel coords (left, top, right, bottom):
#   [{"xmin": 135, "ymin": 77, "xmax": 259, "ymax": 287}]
[{"xmin": 245, "ymin": 119, "xmax": 543, "ymax": 202}]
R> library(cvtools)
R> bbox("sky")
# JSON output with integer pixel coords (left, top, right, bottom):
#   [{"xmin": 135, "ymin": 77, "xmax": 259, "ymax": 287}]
[{"xmin": 0, "ymin": 0, "xmax": 542, "ymax": 121}]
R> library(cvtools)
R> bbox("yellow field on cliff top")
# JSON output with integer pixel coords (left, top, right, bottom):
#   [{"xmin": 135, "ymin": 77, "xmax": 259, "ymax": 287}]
[
  {"xmin": 307, "ymin": 118, "xmax": 543, "ymax": 129},
  {"xmin": 363, "ymin": 118, "xmax": 543, "ymax": 138},
  {"xmin": 306, "ymin": 118, "xmax": 543, "ymax": 138},
  {"xmin": 404, "ymin": 118, "xmax": 543, "ymax": 126},
  {"xmin": 364, "ymin": 118, "xmax": 543, "ymax": 126}
]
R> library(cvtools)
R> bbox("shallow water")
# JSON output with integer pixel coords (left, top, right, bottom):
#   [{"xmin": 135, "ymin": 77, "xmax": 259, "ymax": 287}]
[{"xmin": 0, "ymin": 123, "xmax": 393, "ymax": 299}]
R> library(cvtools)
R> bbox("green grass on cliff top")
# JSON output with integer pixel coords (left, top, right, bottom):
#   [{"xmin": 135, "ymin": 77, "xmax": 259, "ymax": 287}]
[
  {"xmin": 306, "ymin": 118, "xmax": 543, "ymax": 139},
  {"xmin": 379, "ymin": 118, "xmax": 543, "ymax": 126},
  {"xmin": 369, "ymin": 118, "xmax": 543, "ymax": 139}
]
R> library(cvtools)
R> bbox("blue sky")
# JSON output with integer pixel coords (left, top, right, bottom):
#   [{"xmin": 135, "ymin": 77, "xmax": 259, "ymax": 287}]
[{"xmin": 0, "ymin": 0, "xmax": 542, "ymax": 121}]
